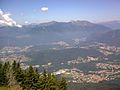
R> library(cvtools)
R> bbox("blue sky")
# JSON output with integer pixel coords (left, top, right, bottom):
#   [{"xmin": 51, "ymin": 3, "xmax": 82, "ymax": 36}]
[{"xmin": 0, "ymin": 0, "xmax": 120, "ymax": 24}]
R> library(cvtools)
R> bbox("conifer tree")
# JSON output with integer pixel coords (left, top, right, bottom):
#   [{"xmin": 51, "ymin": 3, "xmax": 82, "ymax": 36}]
[
  {"xmin": 7, "ymin": 63, "xmax": 17, "ymax": 87},
  {"xmin": 21, "ymin": 65, "xmax": 40, "ymax": 90},
  {"xmin": 2, "ymin": 62, "xmax": 10, "ymax": 86},
  {"xmin": 59, "ymin": 77, "xmax": 67, "ymax": 90},
  {"xmin": 0, "ymin": 63, "xmax": 4, "ymax": 86},
  {"xmin": 0, "ymin": 62, "xmax": 68, "ymax": 90}
]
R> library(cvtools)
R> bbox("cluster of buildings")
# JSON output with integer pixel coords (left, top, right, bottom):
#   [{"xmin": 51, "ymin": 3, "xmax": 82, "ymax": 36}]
[
  {"xmin": 96, "ymin": 63, "xmax": 120, "ymax": 70},
  {"xmin": 86, "ymin": 43, "xmax": 120, "ymax": 56},
  {"xmin": 0, "ymin": 45, "xmax": 32, "ymax": 54},
  {"xmin": 0, "ymin": 46, "xmax": 32, "ymax": 63},
  {"xmin": 0, "ymin": 43, "xmax": 120, "ymax": 84},
  {"xmin": 98, "ymin": 43, "xmax": 120, "ymax": 53},
  {"xmin": 68, "ymin": 56, "xmax": 99, "ymax": 65},
  {"xmin": 0, "ymin": 54, "xmax": 29, "ymax": 63},
  {"xmin": 94, "ymin": 43, "xmax": 120, "ymax": 56},
  {"xmin": 54, "ymin": 67, "xmax": 120, "ymax": 83}
]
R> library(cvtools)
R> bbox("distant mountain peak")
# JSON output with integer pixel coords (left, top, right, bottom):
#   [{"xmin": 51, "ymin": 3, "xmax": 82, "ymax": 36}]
[
  {"xmin": 88, "ymin": 29, "xmax": 120, "ymax": 46},
  {"xmin": 100, "ymin": 20, "xmax": 120, "ymax": 24},
  {"xmin": 39, "ymin": 21, "xmax": 58, "ymax": 26},
  {"xmin": 99, "ymin": 20, "xmax": 120, "ymax": 29},
  {"xmin": 70, "ymin": 20, "xmax": 94, "ymax": 26}
]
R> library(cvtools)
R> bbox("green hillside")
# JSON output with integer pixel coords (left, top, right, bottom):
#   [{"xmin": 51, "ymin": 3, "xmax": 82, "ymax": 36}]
[{"xmin": 0, "ymin": 61, "xmax": 67, "ymax": 90}]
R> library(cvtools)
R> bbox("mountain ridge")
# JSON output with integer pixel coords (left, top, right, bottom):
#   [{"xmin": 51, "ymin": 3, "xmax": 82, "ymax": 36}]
[
  {"xmin": 0, "ymin": 20, "xmax": 112, "ymax": 46},
  {"xmin": 88, "ymin": 29, "xmax": 120, "ymax": 46},
  {"xmin": 99, "ymin": 20, "xmax": 120, "ymax": 29}
]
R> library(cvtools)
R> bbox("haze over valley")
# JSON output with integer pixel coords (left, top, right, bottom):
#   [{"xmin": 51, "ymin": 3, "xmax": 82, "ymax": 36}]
[{"xmin": 0, "ymin": 0, "xmax": 120, "ymax": 90}]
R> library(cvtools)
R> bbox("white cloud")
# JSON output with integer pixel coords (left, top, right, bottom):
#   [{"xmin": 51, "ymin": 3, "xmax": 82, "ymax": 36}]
[
  {"xmin": 0, "ymin": 9, "xmax": 22, "ymax": 28},
  {"xmin": 25, "ymin": 21, "xmax": 29, "ymax": 24},
  {"xmin": 41, "ymin": 7, "xmax": 48, "ymax": 12},
  {"xmin": 16, "ymin": 24, "xmax": 22, "ymax": 28}
]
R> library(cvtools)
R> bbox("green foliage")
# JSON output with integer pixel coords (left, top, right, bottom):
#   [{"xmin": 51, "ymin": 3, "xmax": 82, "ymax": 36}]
[
  {"xmin": 0, "ymin": 62, "xmax": 10, "ymax": 86},
  {"xmin": 21, "ymin": 65, "xmax": 40, "ymax": 90},
  {"xmin": 59, "ymin": 77, "xmax": 67, "ymax": 90},
  {"xmin": 0, "ymin": 61, "xmax": 68, "ymax": 90}
]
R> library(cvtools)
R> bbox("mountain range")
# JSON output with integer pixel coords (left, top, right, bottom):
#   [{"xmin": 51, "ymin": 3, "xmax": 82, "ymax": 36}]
[
  {"xmin": 0, "ymin": 20, "xmax": 111, "ymax": 46},
  {"xmin": 99, "ymin": 20, "xmax": 120, "ymax": 29},
  {"xmin": 1, "ymin": 20, "xmax": 120, "ymax": 47},
  {"xmin": 88, "ymin": 29, "xmax": 120, "ymax": 46}
]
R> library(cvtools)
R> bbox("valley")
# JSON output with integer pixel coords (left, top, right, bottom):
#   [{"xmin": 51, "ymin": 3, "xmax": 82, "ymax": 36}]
[
  {"xmin": 0, "ymin": 21, "xmax": 120, "ymax": 90},
  {"xmin": 0, "ymin": 41, "xmax": 120, "ymax": 87}
]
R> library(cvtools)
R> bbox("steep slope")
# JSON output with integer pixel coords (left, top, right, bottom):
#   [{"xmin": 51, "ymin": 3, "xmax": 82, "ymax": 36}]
[
  {"xmin": 99, "ymin": 21, "xmax": 120, "ymax": 29},
  {"xmin": 88, "ymin": 29, "xmax": 120, "ymax": 46},
  {"xmin": 0, "ymin": 21, "xmax": 111, "ymax": 46}
]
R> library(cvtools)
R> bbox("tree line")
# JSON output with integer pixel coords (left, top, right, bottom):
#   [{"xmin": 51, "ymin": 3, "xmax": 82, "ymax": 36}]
[{"xmin": 0, "ymin": 61, "xmax": 67, "ymax": 90}]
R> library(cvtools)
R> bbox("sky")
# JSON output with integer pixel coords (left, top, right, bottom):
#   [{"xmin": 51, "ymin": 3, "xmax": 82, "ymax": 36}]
[{"xmin": 0, "ymin": 0, "xmax": 120, "ymax": 25}]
